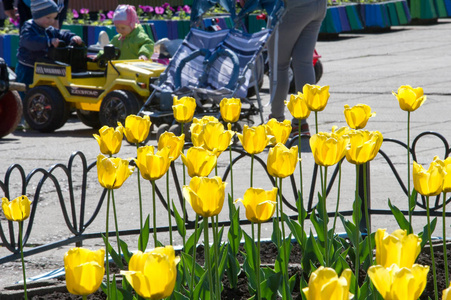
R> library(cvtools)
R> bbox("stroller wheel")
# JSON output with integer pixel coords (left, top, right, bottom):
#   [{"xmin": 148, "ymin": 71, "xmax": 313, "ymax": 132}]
[{"xmin": 169, "ymin": 123, "xmax": 191, "ymax": 141}]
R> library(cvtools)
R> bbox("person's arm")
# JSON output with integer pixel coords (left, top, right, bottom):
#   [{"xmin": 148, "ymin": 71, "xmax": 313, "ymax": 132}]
[
  {"xmin": 3, "ymin": 0, "xmax": 18, "ymax": 22},
  {"xmin": 137, "ymin": 34, "xmax": 154, "ymax": 61},
  {"xmin": 21, "ymin": 25, "xmax": 53, "ymax": 51}
]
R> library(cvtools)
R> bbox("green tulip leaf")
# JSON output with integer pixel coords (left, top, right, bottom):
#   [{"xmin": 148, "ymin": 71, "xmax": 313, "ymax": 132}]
[
  {"xmin": 260, "ymin": 272, "xmax": 281, "ymax": 300},
  {"xmin": 138, "ymin": 215, "xmax": 150, "ymax": 252},
  {"xmin": 420, "ymin": 217, "xmax": 437, "ymax": 249},
  {"xmin": 102, "ymin": 234, "xmax": 124, "ymax": 269},
  {"xmin": 227, "ymin": 197, "xmax": 242, "ymax": 255},
  {"xmin": 193, "ymin": 271, "xmax": 210, "ymax": 300},
  {"xmin": 171, "ymin": 291, "xmax": 189, "ymax": 300},
  {"xmin": 185, "ymin": 219, "xmax": 203, "ymax": 256},
  {"xmin": 409, "ymin": 189, "xmax": 418, "ymax": 212},
  {"xmin": 283, "ymin": 214, "xmax": 307, "ymax": 249},
  {"xmin": 310, "ymin": 208, "xmax": 325, "ymax": 243},
  {"xmin": 296, "ymin": 192, "xmax": 308, "ymax": 224},
  {"xmin": 226, "ymin": 244, "xmax": 241, "ymax": 289},
  {"xmin": 388, "ymin": 199, "xmax": 412, "ymax": 233},
  {"xmin": 119, "ymin": 238, "xmax": 133, "ymax": 264},
  {"xmin": 172, "ymin": 200, "xmax": 186, "ymax": 238}
]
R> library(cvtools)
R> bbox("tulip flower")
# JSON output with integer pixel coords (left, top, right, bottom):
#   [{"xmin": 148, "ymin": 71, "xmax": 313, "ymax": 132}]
[
  {"xmin": 302, "ymin": 267, "xmax": 353, "ymax": 300},
  {"xmin": 345, "ymin": 130, "xmax": 383, "ymax": 165},
  {"xmin": 343, "ymin": 103, "xmax": 376, "ymax": 129},
  {"xmin": 121, "ymin": 246, "xmax": 180, "ymax": 299},
  {"xmin": 266, "ymin": 118, "xmax": 292, "ymax": 145},
  {"xmin": 183, "ymin": 176, "xmax": 226, "ymax": 218},
  {"xmin": 392, "ymin": 85, "xmax": 427, "ymax": 112},
  {"xmin": 121, "ymin": 114, "xmax": 151, "ymax": 144},
  {"xmin": 64, "ymin": 247, "xmax": 105, "ymax": 296},
  {"xmin": 442, "ymin": 157, "xmax": 451, "ymax": 284},
  {"xmin": 181, "ymin": 146, "xmax": 217, "ymax": 177},
  {"xmin": 220, "ymin": 97, "xmax": 241, "ymax": 123},
  {"xmin": 235, "ymin": 187, "xmax": 277, "ymax": 223},
  {"xmin": 237, "ymin": 124, "xmax": 270, "ymax": 155},
  {"xmin": 368, "ymin": 264, "xmax": 429, "ymax": 300},
  {"xmin": 96, "ymin": 154, "xmax": 134, "ymax": 189},
  {"xmin": 192, "ymin": 121, "xmax": 234, "ymax": 156},
  {"xmin": 2, "ymin": 195, "xmax": 32, "ymax": 299},
  {"xmin": 310, "ymin": 127, "xmax": 350, "ymax": 167},
  {"xmin": 442, "ymin": 157, "xmax": 451, "ymax": 193},
  {"xmin": 172, "ymin": 96, "xmax": 196, "ymax": 123},
  {"xmin": 375, "ymin": 228, "xmax": 421, "ymax": 268},
  {"xmin": 413, "ymin": 157, "xmax": 445, "ymax": 197},
  {"xmin": 93, "ymin": 125, "xmax": 124, "ymax": 156},
  {"xmin": 136, "ymin": 146, "xmax": 171, "ymax": 181},
  {"xmin": 267, "ymin": 143, "xmax": 298, "ymax": 178},
  {"xmin": 303, "ymin": 84, "xmax": 330, "ymax": 112},
  {"xmin": 2, "ymin": 196, "xmax": 31, "ymax": 222},
  {"xmin": 443, "ymin": 283, "xmax": 451, "ymax": 300},
  {"xmin": 157, "ymin": 132, "xmax": 185, "ymax": 161},
  {"xmin": 285, "ymin": 92, "xmax": 311, "ymax": 120}
]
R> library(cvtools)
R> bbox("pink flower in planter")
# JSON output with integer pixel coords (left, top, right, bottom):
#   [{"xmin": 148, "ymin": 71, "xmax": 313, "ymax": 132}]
[
  {"xmin": 140, "ymin": 5, "xmax": 153, "ymax": 13},
  {"xmin": 155, "ymin": 6, "xmax": 164, "ymax": 15},
  {"xmin": 72, "ymin": 9, "xmax": 79, "ymax": 18},
  {"xmin": 107, "ymin": 11, "xmax": 114, "ymax": 19},
  {"xmin": 162, "ymin": 3, "xmax": 170, "ymax": 9},
  {"xmin": 9, "ymin": 17, "xmax": 19, "ymax": 27},
  {"xmin": 99, "ymin": 13, "xmax": 105, "ymax": 21},
  {"xmin": 182, "ymin": 5, "xmax": 191, "ymax": 14},
  {"xmin": 80, "ymin": 8, "xmax": 89, "ymax": 15}
]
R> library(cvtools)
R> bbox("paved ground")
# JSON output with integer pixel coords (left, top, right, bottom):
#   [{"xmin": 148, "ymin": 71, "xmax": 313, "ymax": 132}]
[{"xmin": 1, "ymin": 19, "xmax": 451, "ymax": 290}]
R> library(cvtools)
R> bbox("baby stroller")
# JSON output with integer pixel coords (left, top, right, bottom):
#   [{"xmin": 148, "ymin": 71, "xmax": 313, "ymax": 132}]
[{"xmin": 139, "ymin": 0, "xmax": 285, "ymax": 134}]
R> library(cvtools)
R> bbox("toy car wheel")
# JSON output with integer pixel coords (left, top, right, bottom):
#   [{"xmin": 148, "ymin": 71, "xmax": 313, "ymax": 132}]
[
  {"xmin": 24, "ymin": 86, "xmax": 70, "ymax": 133},
  {"xmin": 76, "ymin": 109, "xmax": 101, "ymax": 129},
  {"xmin": 99, "ymin": 90, "xmax": 141, "ymax": 127},
  {"xmin": 156, "ymin": 123, "xmax": 170, "ymax": 140},
  {"xmin": 314, "ymin": 60, "xmax": 323, "ymax": 84},
  {"xmin": 0, "ymin": 90, "xmax": 22, "ymax": 138}
]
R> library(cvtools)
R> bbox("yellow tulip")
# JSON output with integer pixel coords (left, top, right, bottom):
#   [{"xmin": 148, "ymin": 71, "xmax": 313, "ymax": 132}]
[
  {"xmin": 121, "ymin": 246, "xmax": 180, "ymax": 300},
  {"xmin": 96, "ymin": 154, "xmax": 134, "ymax": 189},
  {"xmin": 413, "ymin": 156, "xmax": 445, "ymax": 196},
  {"xmin": 237, "ymin": 124, "xmax": 270, "ymax": 155},
  {"xmin": 345, "ymin": 130, "xmax": 383, "ymax": 165},
  {"xmin": 136, "ymin": 146, "xmax": 171, "ymax": 181},
  {"xmin": 181, "ymin": 146, "xmax": 217, "ymax": 177},
  {"xmin": 183, "ymin": 176, "xmax": 226, "ymax": 218},
  {"xmin": 302, "ymin": 267, "xmax": 353, "ymax": 300},
  {"xmin": 1, "ymin": 196, "xmax": 31, "ymax": 222},
  {"xmin": 190, "ymin": 117, "xmax": 220, "ymax": 147},
  {"xmin": 197, "ymin": 122, "xmax": 234, "ymax": 156},
  {"xmin": 343, "ymin": 104, "xmax": 376, "ymax": 129},
  {"xmin": 285, "ymin": 92, "xmax": 311, "ymax": 120},
  {"xmin": 64, "ymin": 247, "xmax": 105, "ymax": 296},
  {"xmin": 235, "ymin": 187, "xmax": 277, "ymax": 223},
  {"xmin": 172, "ymin": 96, "xmax": 196, "ymax": 123},
  {"xmin": 368, "ymin": 264, "xmax": 429, "ymax": 300},
  {"xmin": 443, "ymin": 282, "xmax": 451, "ymax": 300},
  {"xmin": 375, "ymin": 228, "xmax": 421, "ymax": 268},
  {"xmin": 303, "ymin": 84, "xmax": 330, "ymax": 112},
  {"xmin": 266, "ymin": 118, "xmax": 292, "ymax": 145},
  {"xmin": 157, "ymin": 132, "xmax": 185, "ymax": 161},
  {"xmin": 392, "ymin": 85, "xmax": 427, "ymax": 112},
  {"xmin": 442, "ymin": 157, "xmax": 451, "ymax": 193},
  {"xmin": 267, "ymin": 143, "xmax": 298, "ymax": 178},
  {"xmin": 220, "ymin": 97, "xmax": 241, "ymax": 123},
  {"xmin": 310, "ymin": 127, "xmax": 350, "ymax": 166},
  {"xmin": 93, "ymin": 125, "xmax": 124, "ymax": 156},
  {"xmin": 121, "ymin": 114, "xmax": 151, "ymax": 144}
]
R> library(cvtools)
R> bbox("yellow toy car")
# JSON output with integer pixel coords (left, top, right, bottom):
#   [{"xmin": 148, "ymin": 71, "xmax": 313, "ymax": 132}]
[{"xmin": 23, "ymin": 45, "xmax": 166, "ymax": 132}]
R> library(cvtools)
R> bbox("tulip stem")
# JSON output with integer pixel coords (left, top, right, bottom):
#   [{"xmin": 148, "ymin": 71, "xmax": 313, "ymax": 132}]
[
  {"xmin": 229, "ymin": 143, "xmax": 234, "ymax": 200},
  {"xmin": 250, "ymin": 154, "xmax": 254, "ymax": 188},
  {"xmin": 363, "ymin": 163, "xmax": 372, "ymax": 266},
  {"xmin": 443, "ymin": 192, "xmax": 449, "ymax": 284},
  {"xmin": 190, "ymin": 214, "xmax": 199, "ymax": 293},
  {"xmin": 82, "ymin": 296, "xmax": 87, "ymax": 300},
  {"xmin": 136, "ymin": 144, "xmax": 144, "ymax": 251},
  {"xmin": 332, "ymin": 161, "xmax": 342, "ymax": 236},
  {"xmin": 278, "ymin": 178, "xmax": 289, "ymax": 297},
  {"xmin": 203, "ymin": 220, "xmax": 214, "ymax": 298},
  {"xmin": 212, "ymin": 216, "xmax": 221, "ymax": 299},
  {"xmin": 111, "ymin": 190, "xmax": 122, "ymax": 259},
  {"xmin": 105, "ymin": 189, "xmax": 111, "ymax": 298},
  {"xmin": 19, "ymin": 221, "xmax": 27, "ymax": 300},
  {"xmin": 407, "ymin": 111, "xmax": 412, "ymax": 233},
  {"xmin": 321, "ymin": 167, "xmax": 329, "ymax": 267},
  {"xmin": 314, "ymin": 111, "xmax": 318, "ymax": 134},
  {"xmin": 354, "ymin": 165, "xmax": 360, "ymax": 298},
  {"xmin": 152, "ymin": 180, "xmax": 157, "ymax": 247},
  {"xmin": 426, "ymin": 196, "xmax": 439, "ymax": 300},
  {"xmin": 167, "ymin": 171, "xmax": 173, "ymax": 246},
  {"xmin": 256, "ymin": 222, "xmax": 262, "ymax": 300}
]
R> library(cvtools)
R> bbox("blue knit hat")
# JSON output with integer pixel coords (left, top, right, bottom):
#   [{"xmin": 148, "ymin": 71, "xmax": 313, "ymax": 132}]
[{"xmin": 31, "ymin": 0, "xmax": 58, "ymax": 20}]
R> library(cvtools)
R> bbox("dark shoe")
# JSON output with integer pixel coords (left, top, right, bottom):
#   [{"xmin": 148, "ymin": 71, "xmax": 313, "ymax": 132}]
[{"xmin": 290, "ymin": 123, "xmax": 310, "ymax": 138}]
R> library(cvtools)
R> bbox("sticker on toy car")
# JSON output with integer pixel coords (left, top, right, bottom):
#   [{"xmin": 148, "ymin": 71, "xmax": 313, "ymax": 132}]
[
  {"xmin": 65, "ymin": 86, "xmax": 104, "ymax": 98},
  {"xmin": 35, "ymin": 64, "xmax": 66, "ymax": 77}
]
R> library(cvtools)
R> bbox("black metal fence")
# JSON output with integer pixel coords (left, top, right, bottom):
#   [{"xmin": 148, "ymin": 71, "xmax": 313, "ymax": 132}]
[{"xmin": 0, "ymin": 131, "xmax": 450, "ymax": 264}]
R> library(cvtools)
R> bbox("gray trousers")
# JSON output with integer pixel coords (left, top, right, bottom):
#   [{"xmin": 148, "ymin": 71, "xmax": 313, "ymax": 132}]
[{"xmin": 268, "ymin": 0, "xmax": 327, "ymax": 124}]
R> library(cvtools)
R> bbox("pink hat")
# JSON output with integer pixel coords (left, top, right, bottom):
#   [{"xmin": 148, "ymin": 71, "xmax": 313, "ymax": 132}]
[{"xmin": 113, "ymin": 5, "xmax": 139, "ymax": 29}]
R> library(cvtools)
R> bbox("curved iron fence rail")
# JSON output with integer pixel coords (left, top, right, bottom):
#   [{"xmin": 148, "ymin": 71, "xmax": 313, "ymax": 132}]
[{"xmin": 0, "ymin": 131, "xmax": 450, "ymax": 264}]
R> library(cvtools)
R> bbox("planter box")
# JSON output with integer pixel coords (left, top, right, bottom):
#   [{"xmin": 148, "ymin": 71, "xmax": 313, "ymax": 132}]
[
  {"xmin": 359, "ymin": 1, "xmax": 411, "ymax": 29},
  {"xmin": 0, "ymin": 34, "xmax": 19, "ymax": 68}
]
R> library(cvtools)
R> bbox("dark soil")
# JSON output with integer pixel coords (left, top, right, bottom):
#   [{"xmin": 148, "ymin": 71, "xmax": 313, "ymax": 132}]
[{"xmin": 27, "ymin": 242, "xmax": 451, "ymax": 299}]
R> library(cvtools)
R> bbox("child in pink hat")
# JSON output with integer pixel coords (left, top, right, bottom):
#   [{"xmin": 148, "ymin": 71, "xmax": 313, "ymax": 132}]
[{"xmin": 98, "ymin": 5, "xmax": 153, "ymax": 60}]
